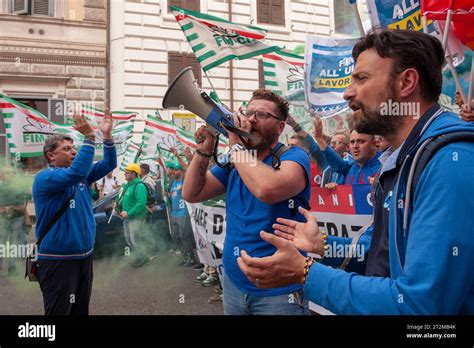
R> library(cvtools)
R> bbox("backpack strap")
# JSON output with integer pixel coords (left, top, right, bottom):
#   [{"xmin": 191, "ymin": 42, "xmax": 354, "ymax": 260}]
[
  {"xmin": 404, "ymin": 131, "xmax": 474, "ymax": 231},
  {"xmin": 37, "ymin": 186, "xmax": 76, "ymax": 247}
]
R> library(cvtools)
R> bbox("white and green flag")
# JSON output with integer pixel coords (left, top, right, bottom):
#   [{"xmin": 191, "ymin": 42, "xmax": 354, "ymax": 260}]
[
  {"xmin": 119, "ymin": 140, "xmax": 142, "ymax": 171},
  {"xmin": 81, "ymin": 105, "xmax": 139, "ymax": 127},
  {"xmin": 1, "ymin": 94, "xmax": 80, "ymax": 159},
  {"xmin": 262, "ymin": 50, "xmax": 305, "ymax": 104},
  {"xmin": 171, "ymin": 6, "xmax": 282, "ymax": 71},
  {"xmin": 0, "ymin": 94, "xmax": 131, "ymax": 159}
]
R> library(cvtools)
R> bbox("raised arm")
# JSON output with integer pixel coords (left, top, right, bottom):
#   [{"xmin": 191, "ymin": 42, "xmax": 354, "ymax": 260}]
[
  {"xmin": 182, "ymin": 126, "xmax": 226, "ymax": 203},
  {"xmin": 87, "ymin": 108, "xmax": 117, "ymax": 183}
]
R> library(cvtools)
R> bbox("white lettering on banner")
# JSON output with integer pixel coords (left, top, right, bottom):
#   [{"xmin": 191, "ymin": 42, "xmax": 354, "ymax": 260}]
[
  {"xmin": 186, "ymin": 202, "xmax": 225, "ymax": 272},
  {"xmin": 18, "ymin": 322, "xmax": 56, "ymax": 341},
  {"xmin": 392, "ymin": 0, "xmax": 419, "ymax": 20},
  {"xmin": 312, "ymin": 212, "xmax": 371, "ymax": 239},
  {"xmin": 332, "ymin": 193, "xmax": 339, "ymax": 206},
  {"xmin": 318, "ymin": 195, "xmax": 325, "ymax": 205},
  {"xmin": 318, "ymin": 192, "xmax": 358, "ymax": 207}
]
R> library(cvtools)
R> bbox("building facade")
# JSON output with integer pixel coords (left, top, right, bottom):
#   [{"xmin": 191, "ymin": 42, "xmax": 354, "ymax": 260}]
[
  {"xmin": 109, "ymin": 0, "xmax": 368, "ymax": 135},
  {"xmin": 0, "ymin": 0, "xmax": 108, "ymax": 165}
]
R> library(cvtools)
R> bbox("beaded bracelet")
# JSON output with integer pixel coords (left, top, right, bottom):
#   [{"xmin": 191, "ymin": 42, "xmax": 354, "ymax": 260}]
[
  {"xmin": 302, "ymin": 256, "xmax": 315, "ymax": 284},
  {"xmin": 196, "ymin": 149, "xmax": 213, "ymax": 158}
]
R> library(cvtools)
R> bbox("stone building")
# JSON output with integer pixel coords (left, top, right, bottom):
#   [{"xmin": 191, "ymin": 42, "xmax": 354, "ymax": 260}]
[{"xmin": 0, "ymin": 0, "xmax": 108, "ymax": 166}]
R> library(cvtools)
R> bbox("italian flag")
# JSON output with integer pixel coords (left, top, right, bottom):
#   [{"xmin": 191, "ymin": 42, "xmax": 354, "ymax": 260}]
[{"xmin": 172, "ymin": 6, "xmax": 282, "ymax": 71}]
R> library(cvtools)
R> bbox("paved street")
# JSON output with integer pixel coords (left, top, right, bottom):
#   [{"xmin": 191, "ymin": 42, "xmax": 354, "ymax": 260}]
[{"xmin": 0, "ymin": 253, "xmax": 223, "ymax": 315}]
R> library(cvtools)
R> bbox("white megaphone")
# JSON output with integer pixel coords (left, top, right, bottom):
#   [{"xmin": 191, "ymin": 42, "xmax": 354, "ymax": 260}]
[{"xmin": 162, "ymin": 67, "xmax": 234, "ymax": 137}]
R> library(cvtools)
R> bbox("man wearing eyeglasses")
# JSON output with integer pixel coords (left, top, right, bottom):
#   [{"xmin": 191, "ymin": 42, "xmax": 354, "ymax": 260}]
[{"xmin": 183, "ymin": 89, "xmax": 311, "ymax": 315}]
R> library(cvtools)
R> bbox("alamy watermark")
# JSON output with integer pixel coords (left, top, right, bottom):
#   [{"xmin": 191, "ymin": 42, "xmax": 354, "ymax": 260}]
[
  {"xmin": 324, "ymin": 241, "xmax": 365, "ymax": 262},
  {"xmin": 218, "ymin": 149, "xmax": 258, "ymax": 167},
  {"xmin": 18, "ymin": 322, "xmax": 55, "ymax": 341},
  {"xmin": 380, "ymin": 100, "xmax": 421, "ymax": 119},
  {"xmin": 0, "ymin": 242, "xmax": 37, "ymax": 260}
]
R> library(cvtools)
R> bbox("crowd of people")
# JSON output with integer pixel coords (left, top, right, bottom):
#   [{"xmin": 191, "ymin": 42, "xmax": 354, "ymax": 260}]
[{"xmin": 1, "ymin": 28, "xmax": 474, "ymax": 315}]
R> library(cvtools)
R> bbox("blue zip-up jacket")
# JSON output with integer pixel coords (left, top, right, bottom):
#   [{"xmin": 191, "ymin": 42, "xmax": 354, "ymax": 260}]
[
  {"xmin": 322, "ymin": 144, "xmax": 381, "ymax": 185},
  {"xmin": 302, "ymin": 134, "xmax": 351, "ymax": 185},
  {"xmin": 33, "ymin": 139, "xmax": 117, "ymax": 260},
  {"xmin": 305, "ymin": 106, "xmax": 474, "ymax": 314}
]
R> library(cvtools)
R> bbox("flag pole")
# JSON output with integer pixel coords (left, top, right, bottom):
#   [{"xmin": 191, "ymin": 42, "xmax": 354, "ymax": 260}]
[
  {"xmin": 422, "ymin": 15, "xmax": 429, "ymax": 34},
  {"xmin": 441, "ymin": 9, "xmax": 454, "ymax": 51},
  {"xmin": 446, "ymin": 47, "xmax": 467, "ymax": 104},
  {"xmin": 430, "ymin": 3, "xmax": 468, "ymax": 105},
  {"xmin": 468, "ymin": 59, "xmax": 474, "ymax": 112},
  {"xmin": 351, "ymin": 1, "xmax": 365, "ymax": 37},
  {"xmin": 203, "ymin": 70, "xmax": 218, "ymax": 97}
]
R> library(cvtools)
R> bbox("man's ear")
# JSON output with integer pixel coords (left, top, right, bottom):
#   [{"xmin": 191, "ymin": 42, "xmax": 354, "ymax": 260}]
[
  {"xmin": 398, "ymin": 68, "xmax": 419, "ymax": 99},
  {"xmin": 278, "ymin": 120, "xmax": 286, "ymax": 135},
  {"xmin": 46, "ymin": 151, "xmax": 54, "ymax": 163}
]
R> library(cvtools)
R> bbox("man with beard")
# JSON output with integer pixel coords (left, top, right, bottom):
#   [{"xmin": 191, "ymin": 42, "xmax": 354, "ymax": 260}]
[
  {"xmin": 237, "ymin": 29, "xmax": 474, "ymax": 314},
  {"xmin": 183, "ymin": 89, "xmax": 311, "ymax": 315}
]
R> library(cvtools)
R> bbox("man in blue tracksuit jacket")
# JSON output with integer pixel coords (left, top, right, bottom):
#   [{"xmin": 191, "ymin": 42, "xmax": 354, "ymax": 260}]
[
  {"xmin": 33, "ymin": 114, "xmax": 116, "ymax": 315},
  {"xmin": 237, "ymin": 29, "xmax": 474, "ymax": 314}
]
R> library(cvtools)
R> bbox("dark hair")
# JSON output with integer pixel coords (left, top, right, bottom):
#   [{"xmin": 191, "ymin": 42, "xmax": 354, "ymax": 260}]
[
  {"xmin": 352, "ymin": 29, "xmax": 445, "ymax": 103},
  {"xmin": 140, "ymin": 163, "xmax": 150, "ymax": 175},
  {"xmin": 250, "ymin": 89, "xmax": 289, "ymax": 120},
  {"xmin": 43, "ymin": 134, "xmax": 74, "ymax": 161}
]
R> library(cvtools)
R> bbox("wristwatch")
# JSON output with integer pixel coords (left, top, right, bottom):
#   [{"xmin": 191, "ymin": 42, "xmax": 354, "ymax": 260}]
[{"xmin": 228, "ymin": 143, "xmax": 245, "ymax": 162}]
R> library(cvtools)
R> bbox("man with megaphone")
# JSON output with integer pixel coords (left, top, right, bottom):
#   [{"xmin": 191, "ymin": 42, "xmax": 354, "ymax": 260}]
[{"xmin": 183, "ymin": 89, "xmax": 311, "ymax": 315}]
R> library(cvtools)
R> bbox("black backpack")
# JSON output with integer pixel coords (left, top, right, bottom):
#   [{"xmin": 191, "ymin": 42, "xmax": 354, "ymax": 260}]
[{"xmin": 135, "ymin": 182, "xmax": 156, "ymax": 207}]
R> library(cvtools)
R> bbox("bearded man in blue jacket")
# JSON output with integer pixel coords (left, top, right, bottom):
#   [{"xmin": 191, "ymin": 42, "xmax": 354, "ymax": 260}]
[
  {"xmin": 237, "ymin": 29, "xmax": 474, "ymax": 314},
  {"xmin": 33, "ymin": 112, "xmax": 116, "ymax": 315}
]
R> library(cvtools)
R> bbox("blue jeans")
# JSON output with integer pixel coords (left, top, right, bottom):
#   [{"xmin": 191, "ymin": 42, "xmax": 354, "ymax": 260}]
[{"xmin": 222, "ymin": 273, "xmax": 309, "ymax": 315}]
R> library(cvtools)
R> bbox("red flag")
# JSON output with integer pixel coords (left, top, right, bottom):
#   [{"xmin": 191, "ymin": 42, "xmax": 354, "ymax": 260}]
[
  {"xmin": 453, "ymin": 21, "xmax": 474, "ymax": 49},
  {"xmin": 421, "ymin": 0, "xmax": 474, "ymax": 22}
]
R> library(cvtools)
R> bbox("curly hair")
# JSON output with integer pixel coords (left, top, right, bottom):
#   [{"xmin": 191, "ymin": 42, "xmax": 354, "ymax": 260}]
[{"xmin": 250, "ymin": 89, "xmax": 289, "ymax": 120}]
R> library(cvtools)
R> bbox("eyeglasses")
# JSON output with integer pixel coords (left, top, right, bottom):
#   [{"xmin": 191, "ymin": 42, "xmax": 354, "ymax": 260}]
[{"xmin": 241, "ymin": 109, "xmax": 282, "ymax": 121}]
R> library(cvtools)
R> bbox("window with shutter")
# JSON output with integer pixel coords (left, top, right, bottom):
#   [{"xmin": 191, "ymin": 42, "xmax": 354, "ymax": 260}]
[
  {"xmin": 184, "ymin": 53, "xmax": 202, "ymax": 87},
  {"xmin": 184, "ymin": 0, "xmax": 200, "ymax": 12},
  {"xmin": 32, "ymin": 0, "xmax": 51, "ymax": 16},
  {"xmin": 168, "ymin": 52, "xmax": 185, "ymax": 85},
  {"xmin": 257, "ymin": 0, "xmax": 285, "ymax": 26},
  {"xmin": 11, "ymin": 0, "xmax": 29, "ymax": 14},
  {"xmin": 10, "ymin": 0, "xmax": 53, "ymax": 16},
  {"xmin": 258, "ymin": 59, "xmax": 265, "ymax": 89},
  {"xmin": 169, "ymin": 0, "xmax": 200, "ymax": 12},
  {"xmin": 168, "ymin": 52, "xmax": 202, "ymax": 87}
]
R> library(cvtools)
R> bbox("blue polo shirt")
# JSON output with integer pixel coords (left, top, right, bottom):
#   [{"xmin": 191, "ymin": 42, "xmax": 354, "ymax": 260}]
[{"xmin": 211, "ymin": 144, "xmax": 311, "ymax": 296}]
